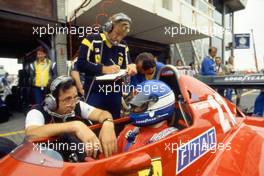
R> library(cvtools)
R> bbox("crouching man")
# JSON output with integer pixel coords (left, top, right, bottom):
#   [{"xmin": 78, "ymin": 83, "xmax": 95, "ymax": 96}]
[
  {"xmin": 25, "ymin": 76, "xmax": 117, "ymax": 158},
  {"xmin": 117, "ymin": 80, "xmax": 178, "ymax": 152}
]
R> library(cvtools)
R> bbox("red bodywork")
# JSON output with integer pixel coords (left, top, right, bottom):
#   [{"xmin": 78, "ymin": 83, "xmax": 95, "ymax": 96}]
[{"xmin": 0, "ymin": 65, "xmax": 263, "ymax": 176}]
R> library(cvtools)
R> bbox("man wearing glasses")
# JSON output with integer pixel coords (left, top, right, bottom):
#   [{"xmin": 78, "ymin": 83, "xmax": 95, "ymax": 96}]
[{"xmin": 25, "ymin": 76, "xmax": 116, "ymax": 158}]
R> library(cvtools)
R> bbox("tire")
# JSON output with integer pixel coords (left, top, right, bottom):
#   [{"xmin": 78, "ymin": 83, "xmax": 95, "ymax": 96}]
[{"xmin": 0, "ymin": 105, "xmax": 11, "ymax": 123}]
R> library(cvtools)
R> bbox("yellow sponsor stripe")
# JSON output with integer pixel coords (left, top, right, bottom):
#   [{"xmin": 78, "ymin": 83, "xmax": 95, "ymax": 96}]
[
  {"xmin": 0, "ymin": 130, "xmax": 25, "ymax": 137},
  {"xmin": 81, "ymin": 38, "xmax": 93, "ymax": 51},
  {"xmin": 100, "ymin": 33, "xmax": 112, "ymax": 48},
  {"xmin": 100, "ymin": 33, "xmax": 106, "ymax": 41}
]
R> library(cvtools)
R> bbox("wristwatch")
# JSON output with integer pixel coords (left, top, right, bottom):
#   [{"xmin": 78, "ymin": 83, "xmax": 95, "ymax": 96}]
[{"xmin": 101, "ymin": 118, "xmax": 114, "ymax": 124}]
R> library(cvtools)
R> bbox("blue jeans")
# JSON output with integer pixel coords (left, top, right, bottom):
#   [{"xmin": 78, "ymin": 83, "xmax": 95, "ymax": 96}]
[
  {"xmin": 225, "ymin": 89, "xmax": 233, "ymax": 101},
  {"xmin": 254, "ymin": 92, "xmax": 264, "ymax": 117},
  {"xmin": 32, "ymin": 87, "xmax": 48, "ymax": 105}
]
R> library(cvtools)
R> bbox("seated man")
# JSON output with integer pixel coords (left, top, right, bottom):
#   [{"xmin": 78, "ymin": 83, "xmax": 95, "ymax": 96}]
[
  {"xmin": 25, "ymin": 76, "xmax": 117, "ymax": 159},
  {"xmin": 117, "ymin": 80, "xmax": 178, "ymax": 152}
]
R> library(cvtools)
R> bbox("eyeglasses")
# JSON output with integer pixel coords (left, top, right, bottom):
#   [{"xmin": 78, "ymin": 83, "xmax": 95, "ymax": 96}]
[{"xmin": 59, "ymin": 95, "xmax": 80, "ymax": 106}]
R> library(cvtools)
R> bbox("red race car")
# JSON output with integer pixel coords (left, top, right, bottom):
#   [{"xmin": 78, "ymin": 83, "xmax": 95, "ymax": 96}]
[{"xmin": 0, "ymin": 65, "xmax": 263, "ymax": 176}]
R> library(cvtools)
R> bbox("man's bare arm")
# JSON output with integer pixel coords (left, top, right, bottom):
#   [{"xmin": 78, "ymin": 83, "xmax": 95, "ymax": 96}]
[
  {"xmin": 71, "ymin": 70, "xmax": 84, "ymax": 96},
  {"xmin": 26, "ymin": 121, "xmax": 102, "ymax": 158},
  {"xmin": 88, "ymin": 108, "xmax": 113, "ymax": 123},
  {"xmin": 87, "ymin": 108, "xmax": 117, "ymax": 157}
]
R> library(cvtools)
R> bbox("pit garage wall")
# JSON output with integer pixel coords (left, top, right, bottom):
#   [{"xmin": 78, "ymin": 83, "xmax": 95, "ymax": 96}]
[
  {"xmin": 0, "ymin": 0, "xmax": 57, "ymax": 21},
  {"xmin": 0, "ymin": 0, "xmax": 69, "ymax": 75},
  {"xmin": 0, "ymin": 0, "xmax": 58, "ymax": 59}
]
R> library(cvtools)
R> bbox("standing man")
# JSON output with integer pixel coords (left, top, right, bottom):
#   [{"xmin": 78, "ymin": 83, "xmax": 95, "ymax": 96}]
[
  {"xmin": 225, "ymin": 56, "xmax": 237, "ymax": 102},
  {"xmin": 200, "ymin": 47, "xmax": 217, "ymax": 76},
  {"xmin": 253, "ymin": 90, "xmax": 264, "ymax": 117},
  {"xmin": 70, "ymin": 48, "xmax": 85, "ymax": 96},
  {"xmin": 77, "ymin": 13, "xmax": 137, "ymax": 119},
  {"xmin": 215, "ymin": 56, "xmax": 227, "ymax": 75},
  {"xmin": 225, "ymin": 56, "xmax": 234, "ymax": 101},
  {"xmin": 176, "ymin": 59, "xmax": 184, "ymax": 67},
  {"xmin": 225, "ymin": 56, "xmax": 235, "ymax": 74},
  {"xmin": 29, "ymin": 47, "xmax": 57, "ymax": 105},
  {"xmin": 189, "ymin": 62, "xmax": 198, "ymax": 76},
  {"xmin": 215, "ymin": 56, "xmax": 226, "ymax": 96},
  {"xmin": 71, "ymin": 60, "xmax": 85, "ymax": 97},
  {"xmin": 130, "ymin": 52, "xmax": 164, "ymax": 86}
]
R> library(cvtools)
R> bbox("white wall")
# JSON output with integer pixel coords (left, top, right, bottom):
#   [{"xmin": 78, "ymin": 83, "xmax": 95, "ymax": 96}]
[{"xmin": 0, "ymin": 58, "xmax": 22, "ymax": 75}]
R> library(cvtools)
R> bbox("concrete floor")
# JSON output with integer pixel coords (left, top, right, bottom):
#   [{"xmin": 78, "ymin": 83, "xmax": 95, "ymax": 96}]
[{"xmin": 0, "ymin": 112, "xmax": 25, "ymax": 144}]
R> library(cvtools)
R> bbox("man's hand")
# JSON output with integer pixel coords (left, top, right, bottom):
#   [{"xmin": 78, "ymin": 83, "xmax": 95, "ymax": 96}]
[
  {"xmin": 73, "ymin": 121, "xmax": 102, "ymax": 158},
  {"xmin": 76, "ymin": 84, "xmax": 85, "ymax": 96},
  {"xmin": 77, "ymin": 85, "xmax": 85, "ymax": 96},
  {"xmin": 217, "ymin": 72, "xmax": 225, "ymax": 76},
  {"xmin": 79, "ymin": 88, "xmax": 85, "ymax": 96},
  {"xmin": 127, "ymin": 64, "xmax": 137, "ymax": 76},
  {"xmin": 87, "ymin": 108, "xmax": 117, "ymax": 157},
  {"xmin": 102, "ymin": 65, "xmax": 120, "ymax": 74},
  {"xmin": 99, "ymin": 121, "xmax": 117, "ymax": 157}
]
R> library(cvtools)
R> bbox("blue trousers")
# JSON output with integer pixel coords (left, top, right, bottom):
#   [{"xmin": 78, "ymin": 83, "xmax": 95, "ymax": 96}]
[
  {"xmin": 254, "ymin": 92, "xmax": 264, "ymax": 117},
  {"xmin": 225, "ymin": 89, "xmax": 233, "ymax": 101},
  {"xmin": 87, "ymin": 92, "xmax": 122, "ymax": 119},
  {"xmin": 32, "ymin": 87, "xmax": 48, "ymax": 105}
]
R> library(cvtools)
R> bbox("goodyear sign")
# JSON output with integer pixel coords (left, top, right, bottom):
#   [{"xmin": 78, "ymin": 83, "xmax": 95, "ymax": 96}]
[
  {"xmin": 223, "ymin": 75, "xmax": 264, "ymax": 82},
  {"xmin": 176, "ymin": 127, "xmax": 216, "ymax": 174},
  {"xmin": 234, "ymin": 33, "xmax": 250, "ymax": 49}
]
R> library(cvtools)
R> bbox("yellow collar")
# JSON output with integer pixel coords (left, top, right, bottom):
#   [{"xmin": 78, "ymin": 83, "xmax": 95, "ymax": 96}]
[
  {"xmin": 100, "ymin": 33, "xmax": 113, "ymax": 48},
  {"xmin": 37, "ymin": 58, "xmax": 48, "ymax": 64}
]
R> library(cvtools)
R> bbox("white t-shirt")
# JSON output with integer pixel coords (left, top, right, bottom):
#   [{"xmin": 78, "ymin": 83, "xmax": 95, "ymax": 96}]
[{"xmin": 25, "ymin": 101, "xmax": 95, "ymax": 128}]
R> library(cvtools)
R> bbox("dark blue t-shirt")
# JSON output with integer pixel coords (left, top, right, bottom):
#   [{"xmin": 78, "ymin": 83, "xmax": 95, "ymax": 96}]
[{"xmin": 130, "ymin": 61, "xmax": 164, "ymax": 87}]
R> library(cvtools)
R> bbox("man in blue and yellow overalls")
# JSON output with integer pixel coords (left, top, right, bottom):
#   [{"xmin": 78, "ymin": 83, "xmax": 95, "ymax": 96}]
[
  {"xmin": 29, "ymin": 47, "xmax": 57, "ymax": 105},
  {"xmin": 77, "ymin": 13, "xmax": 137, "ymax": 119}
]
